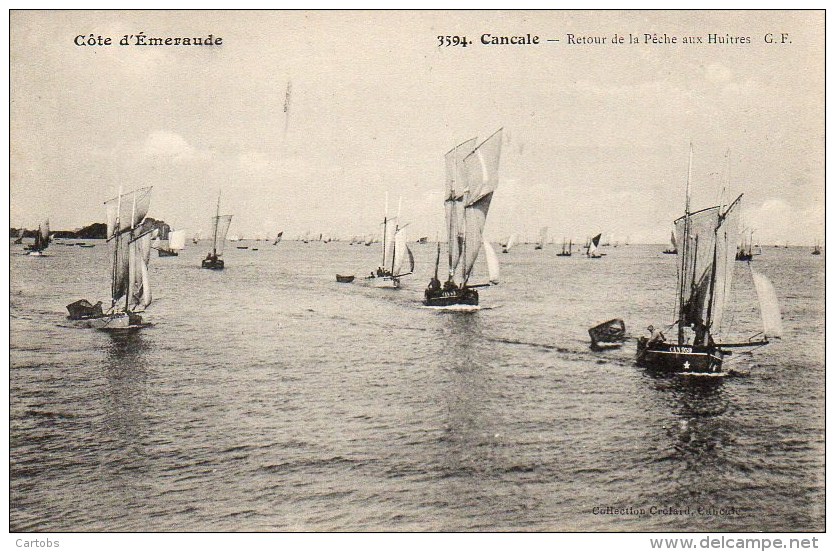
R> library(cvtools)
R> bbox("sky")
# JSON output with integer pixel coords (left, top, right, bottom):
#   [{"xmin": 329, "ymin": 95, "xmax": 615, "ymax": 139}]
[{"xmin": 9, "ymin": 10, "xmax": 824, "ymax": 245}]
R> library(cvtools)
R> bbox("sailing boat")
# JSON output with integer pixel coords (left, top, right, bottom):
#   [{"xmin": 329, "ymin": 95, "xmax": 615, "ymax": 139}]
[
  {"xmin": 534, "ymin": 226, "xmax": 549, "ymax": 250},
  {"xmin": 557, "ymin": 237, "xmax": 572, "ymax": 257},
  {"xmin": 735, "ymin": 228, "xmax": 754, "ymax": 261},
  {"xmin": 273, "ymin": 231, "xmax": 283, "ymax": 245},
  {"xmin": 13, "ymin": 228, "xmax": 24, "ymax": 244},
  {"xmin": 812, "ymin": 241, "xmax": 821, "ymax": 255},
  {"xmin": 424, "ymin": 129, "xmax": 502, "ymax": 307},
  {"xmin": 637, "ymin": 149, "xmax": 781, "ymax": 375},
  {"xmin": 163, "ymin": 229, "xmax": 186, "ymax": 256},
  {"xmin": 586, "ymin": 233, "xmax": 603, "ymax": 258},
  {"xmin": 202, "ymin": 193, "xmax": 233, "ymax": 269},
  {"xmin": 366, "ymin": 195, "xmax": 415, "ymax": 288},
  {"xmin": 663, "ymin": 229, "xmax": 677, "ymax": 254},
  {"xmin": 157, "ymin": 228, "xmax": 186, "ymax": 257},
  {"xmin": 25, "ymin": 220, "xmax": 50, "ymax": 256},
  {"xmin": 501, "ymin": 233, "xmax": 517, "ymax": 254},
  {"xmin": 192, "ymin": 230, "xmax": 201, "ymax": 244},
  {"xmin": 66, "ymin": 186, "xmax": 154, "ymax": 329}
]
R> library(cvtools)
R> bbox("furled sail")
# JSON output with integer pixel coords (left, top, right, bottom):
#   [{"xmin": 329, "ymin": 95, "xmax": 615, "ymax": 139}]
[
  {"xmin": 105, "ymin": 187, "xmax": 152, "ymax": 239},
  {"xmin": 751, "ymin": 269, "xmax": 783, "ymax": 339},
  {"xmin": 445, "ymin": 137, "xmax": 477, "ymax": 281},
  {"xmin": 168, "ymin": 229, "xmax": 186, "ymax": 251},
  {"xmin": 211, "ymin": 215, "xmax": 233, "ymax": 255},
  {"xmin": 461, "ymin": 129, "xmax": 502, "ymax": 283},
  {"xmin": 483, "ymin": 239, "xmax": 500, "ymax": 284},
  {"xmin": 670, "ymin": 230, "xmax": 678, "ymax": 250}
]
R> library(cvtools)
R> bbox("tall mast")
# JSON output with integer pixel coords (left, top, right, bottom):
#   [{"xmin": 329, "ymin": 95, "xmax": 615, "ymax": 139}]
[
  {"xmin": 111, "ymin": 186, "xmax": 123, "ymax": 309},
  {"xmin": 677, "ymin": 144, "xmax": 693, "ymax": 344},
  {"xmin": 390, "ymin": 196, "xmax": 401, "ymax": 275},
  {"xmin": 213, "ymin": 190, "xmax": 220, "ymax": 256},
  {"xmin": 434, "ymin": 233, "xmax": 440, "ymax": 280},
  {"xmin": 126, "ymin": 193, "xmax": 136, "ymax": 313},
  {"xmin": 381, "ymin": 192, "xmax": 388, "ymax": 268}
]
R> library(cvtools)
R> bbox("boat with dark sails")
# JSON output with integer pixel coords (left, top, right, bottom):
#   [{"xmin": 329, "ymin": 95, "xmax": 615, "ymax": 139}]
[
  {"xmin": 556, "ymin": 238, "xmax": 572, "ymax": 257},
  {"xmin": 586, "ymin": 233, "xmax": 603, "ymax": 258},
  {"xmin": 637, "ymin": 149, "xmax": 782, "ymax": 375},
  {"xmin": 202, "ymin": 193, "xmax": 233, "ymax": 269},
  {"xmin": 735, "ymin": 228, "xmax": 754, "ymax": 261},
  {"xmin": 66, "ymin": 186, "xmax": 155, "ymax": 330},
  {"xmin": 13, "ymin": 228, "xmax": 24, "ymax": 244},
  {"xmin": 424, "ymin": 129, "xmax": 502, "ymax": 307},
  {"xmin": 24, "ymin": 220, "xmax": 50, "ymax": 256},
  {"xmin": 812, "ymin": 241, "xmax": 821, "ymax": 255}
]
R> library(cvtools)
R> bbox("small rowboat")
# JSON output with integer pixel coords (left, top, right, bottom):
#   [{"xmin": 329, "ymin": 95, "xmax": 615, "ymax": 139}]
[
  {"xmin": 589, "ymin": 318, "xmax": 627, "ymax": 350},
  {"xmin": 336, "ymin": 274, "xmax": 355, "ymax": 283}
]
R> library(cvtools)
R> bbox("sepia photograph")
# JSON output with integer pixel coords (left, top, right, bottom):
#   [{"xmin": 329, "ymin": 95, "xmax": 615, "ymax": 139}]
[{"xmin": 8, "ymin": 9, "xmax": 825, "ymax": 537}]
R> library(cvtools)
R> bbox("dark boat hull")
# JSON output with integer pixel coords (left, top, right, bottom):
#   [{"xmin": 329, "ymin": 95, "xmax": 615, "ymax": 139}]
[
  {"xmin": 735, "ymin": 252, "xmax": 753, "ymax": 261},
  {"xmin": 589, "ymin": 318, "xmax": 626, "ymax": 350},
  {"xmin": 636, "ymin": 338, "xmax": 724, "ymax": 374},
  {"xmin": 423, "ymin": 287, "xmax": 479, "ymax": 307},
  {"xmin": 201, "ymin": 257, "xmax": 224, "ymax": 269},
  {"xmin": 158, "ymin": 248, "xmax": 178, "ymax": 257},
  {"xmin": 336, "ymin": 274, "xmax": 355, "ymax": 283}
]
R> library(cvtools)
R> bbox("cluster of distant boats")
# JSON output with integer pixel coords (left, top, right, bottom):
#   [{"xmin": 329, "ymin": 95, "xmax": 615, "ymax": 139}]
[{"xmin": 12, "ymin": 133, "xmax": 821, "ymax": 378}]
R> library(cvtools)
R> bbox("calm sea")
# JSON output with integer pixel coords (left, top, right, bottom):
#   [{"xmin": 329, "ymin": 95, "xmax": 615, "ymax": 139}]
[{"xmin": 9, "ymin": 240, "xmax": 824, "ymax": 531}]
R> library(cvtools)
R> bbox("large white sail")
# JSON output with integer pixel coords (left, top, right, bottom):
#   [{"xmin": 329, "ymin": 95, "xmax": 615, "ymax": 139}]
[
  {"xmin": 751, "ymin": 269, "xmax": 783, "ymax": 338},
  {"xmin": 461, "ymin": 129, "xmax": 502, "ymax": 283},
  {"xmin": 105, "ymin": 187, "xmax": 152, "ymax": 239},
  {"xmin": 445, "ymin": 138, "xmax": 477, "ymax": 281},
  {"xmin": 39, "ymin": 220, "xmax": 50, "ymax": 243},
  {"xmin": 483, "ymin": 239, "xmax": 500, "ymax": 284},
  {"xmin": 129, "ymin": 232, "xmax": 153, "ymax": 309},
  {"xmin": 710, "ymin": 196, "xmax": 742, "ymax": 336},
  {"xmin": 674, "ymin": 194, "xmax": 742, "ymax": 337},
  {"xmin": 169, "ymin": 229, "xmax": 186, "ymax": 251},
  {"xmin": 211, "ymin": 215, "xmax": 233, "ymax": 255},
  {"xmin": 392, "ymin": 229, "xmax": 414, "ymax": 276},
  {"xmin": 504, "ymin": 233, "xmax": 517, "ymax": 252}
]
